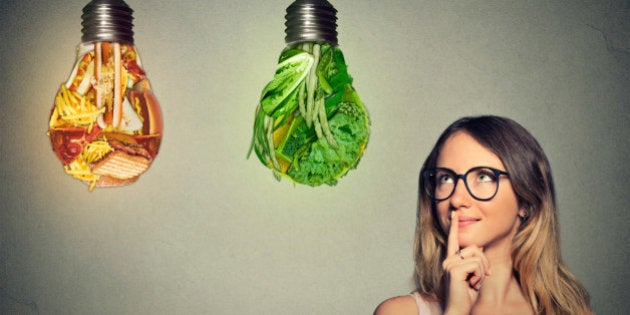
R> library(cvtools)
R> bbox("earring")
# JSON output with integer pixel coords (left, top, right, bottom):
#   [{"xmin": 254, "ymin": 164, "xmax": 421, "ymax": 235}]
[{"xmin": 520, "ymin": 207, "xmax": 531, "ymax": 221}]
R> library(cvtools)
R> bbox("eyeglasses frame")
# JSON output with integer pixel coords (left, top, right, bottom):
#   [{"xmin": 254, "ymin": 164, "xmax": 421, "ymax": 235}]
[{"xmin": 422, "ymin": 166, "xmax": 510, "ymax": 202}]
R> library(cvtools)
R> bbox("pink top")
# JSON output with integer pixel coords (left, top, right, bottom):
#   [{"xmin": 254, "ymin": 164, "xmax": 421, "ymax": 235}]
[{"xmin": 410, "ymin": 292, "xmax": 443, "ymax": 315}]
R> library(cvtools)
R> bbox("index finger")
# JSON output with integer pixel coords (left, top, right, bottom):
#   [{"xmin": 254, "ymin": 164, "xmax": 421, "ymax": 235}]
[{"xmin": 447, "ymin": 212, "xmax": 459, "ymax": 255}]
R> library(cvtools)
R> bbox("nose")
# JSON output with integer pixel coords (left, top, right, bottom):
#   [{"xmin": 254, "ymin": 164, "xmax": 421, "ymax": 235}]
[{"xmin": 449, "ymin": 177, "xmax": 472, "ymax": 209}]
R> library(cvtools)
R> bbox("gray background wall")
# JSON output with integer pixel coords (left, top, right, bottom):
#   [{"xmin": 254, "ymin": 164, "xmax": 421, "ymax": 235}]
[{"xmin": 1, "ymin": 0, "xmax": 628, "ymax": 314}]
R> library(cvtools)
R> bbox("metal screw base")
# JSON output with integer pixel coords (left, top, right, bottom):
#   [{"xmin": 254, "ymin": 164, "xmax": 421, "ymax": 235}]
[
  {"xmin": 81, "ymin": 0, "xmax": 134, "ymax": 44},
  {"xmin": 284, "ymin": 0, "xmax": 338, "ymax": 46}
]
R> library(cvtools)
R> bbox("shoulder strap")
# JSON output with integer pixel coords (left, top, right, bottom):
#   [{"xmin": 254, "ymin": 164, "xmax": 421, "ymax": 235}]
[{"xmin": 410, "ymin": 292, "xmax": 433, "ymax": 315}]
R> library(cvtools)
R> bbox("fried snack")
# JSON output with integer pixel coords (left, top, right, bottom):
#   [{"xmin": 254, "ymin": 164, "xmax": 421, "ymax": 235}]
[
  {"xmin": 92, "ymin": 150, "xmax": 151, "ymax": 180},
  {"xmin": 48, "ymin": 42, "xmax": 163, "ymax": 191}
]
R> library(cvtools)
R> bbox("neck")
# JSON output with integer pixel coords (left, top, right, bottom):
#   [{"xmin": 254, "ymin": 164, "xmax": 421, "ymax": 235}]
[{"xmin": 476, "ymin": 244, "xmax": 524, "ymax": 305}]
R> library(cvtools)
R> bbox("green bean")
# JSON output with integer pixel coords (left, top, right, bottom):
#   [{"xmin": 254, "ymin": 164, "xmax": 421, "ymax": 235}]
[
  {"xmin": 305, "ymin": 44, "xmax": 320, "ymax": 127},
  {"xmin": 266, "ymin": 116, "xmax": 280, "ymax": 170},
  {"xmin": 318, "ymin": 97, "xmax": 337, "ymax": 148},
  {"xmin": 298, "ymin": 43, "xmax": 310, "ymax": 119},
  {"xmin": 298, "ymin": 81, "xmax": 306, "ymax": 118},
  {"xmin": 313, "ymin": 98, "xmax": 323, "ymax": 140}
]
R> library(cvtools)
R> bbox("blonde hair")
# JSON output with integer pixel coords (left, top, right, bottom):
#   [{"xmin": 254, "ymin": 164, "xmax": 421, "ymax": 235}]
[{"xmin": 414, "ymin": 116, "xmax": 593, "ymax": 314}]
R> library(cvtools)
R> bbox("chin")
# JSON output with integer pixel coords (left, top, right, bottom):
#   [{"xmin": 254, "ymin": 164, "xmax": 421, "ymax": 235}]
[{"xmin": 458, "ymin": 235, "xmax": 482, "ymax": 248}]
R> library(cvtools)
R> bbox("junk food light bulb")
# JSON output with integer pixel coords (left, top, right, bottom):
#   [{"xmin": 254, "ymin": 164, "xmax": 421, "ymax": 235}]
[
  {"xmin": 48, "ymin": 0, "xmax": 163, "ymax": 191},
  {"xmin": 248, "ymin": 0, "xmax": 370, "ymax": 186}
]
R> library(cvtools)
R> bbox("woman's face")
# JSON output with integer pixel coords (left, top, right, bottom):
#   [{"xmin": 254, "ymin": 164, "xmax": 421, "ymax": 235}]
[{"xmin": 435, "ymin": 131, "xmax": 524, "ymax": 250}]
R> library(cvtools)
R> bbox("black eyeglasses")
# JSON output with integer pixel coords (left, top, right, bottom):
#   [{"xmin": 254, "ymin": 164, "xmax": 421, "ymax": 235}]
[{"xmin": 422, "ymin": 166, "xmax": 510, "ymax": 201}]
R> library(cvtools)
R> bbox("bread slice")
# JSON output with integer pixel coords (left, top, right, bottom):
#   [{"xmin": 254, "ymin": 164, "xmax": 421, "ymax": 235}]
[
  {"xmin": 92, "ymin": 150, "xmax": 150, "ymax": 180},
  {"xmin": 95, "ymin": 175, "xmax": 139, "ymax": 187}
]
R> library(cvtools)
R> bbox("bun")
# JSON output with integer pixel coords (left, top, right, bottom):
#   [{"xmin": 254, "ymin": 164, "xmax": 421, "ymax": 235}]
[
  {"xmin": 143, "ymin": 91, "xmax": 163, "ymax": 135},
  {"xmin": 128, "ymin": 89, "xmax": 163, "ymax": 136},
  {"xmin": 95, "ymin": 175, "xmax": 139, "ymax": 187}
]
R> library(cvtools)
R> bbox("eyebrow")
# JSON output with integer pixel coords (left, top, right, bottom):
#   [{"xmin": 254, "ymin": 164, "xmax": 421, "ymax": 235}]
[{"xmin": 434, "ymin": 166, "xmax": 508, "ymax": 173}]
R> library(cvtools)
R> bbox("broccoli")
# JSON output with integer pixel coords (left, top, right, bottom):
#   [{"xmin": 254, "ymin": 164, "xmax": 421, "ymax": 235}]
[{"xmin": 287, "ymin": 97, "xmax": 369, "ymax": 186}]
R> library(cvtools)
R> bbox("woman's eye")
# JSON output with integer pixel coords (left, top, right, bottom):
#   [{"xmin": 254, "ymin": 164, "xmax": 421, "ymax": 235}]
[
  {"xmin": 476, "ymin": 171, "xmax": 496, "ymax": 183},
  {"xmin": 437, "ymin": 174, "xmax": 454, "ymax": 184}
]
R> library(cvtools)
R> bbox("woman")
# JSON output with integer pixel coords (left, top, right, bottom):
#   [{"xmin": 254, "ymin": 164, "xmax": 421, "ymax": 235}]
[{"xmin": 374, "ymin": 116, "xmax": 593, "ymax": 314}]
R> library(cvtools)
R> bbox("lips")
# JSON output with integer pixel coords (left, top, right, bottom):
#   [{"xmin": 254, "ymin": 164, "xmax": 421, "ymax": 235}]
[{"xmin": 457, "ymin": 215, "xmax": 480, "ymax": 228}]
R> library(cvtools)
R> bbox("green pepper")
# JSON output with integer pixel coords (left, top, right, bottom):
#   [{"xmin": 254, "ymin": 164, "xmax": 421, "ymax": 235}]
[
  {"xmin": 329, "ymin": 48, "xmax": 352, "ymax": 92},
  {"xmin": 316, "ymin": 46, "xmax": 334, "ymax": 94},
  {"xmin": 275, "ymin": 114, "xmax": 314, "ymax": 161}
]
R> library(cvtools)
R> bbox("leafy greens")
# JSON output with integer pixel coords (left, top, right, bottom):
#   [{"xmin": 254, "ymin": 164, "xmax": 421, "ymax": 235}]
[{"xmin": 248, "ymin": 43, "xmax": 370, "ymax": 186}]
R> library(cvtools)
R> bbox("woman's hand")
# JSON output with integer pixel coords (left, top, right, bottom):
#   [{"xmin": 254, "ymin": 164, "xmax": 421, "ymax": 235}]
[{"xmin": 442, "ymin": 212, "xmax": 491, "ymax": 315}]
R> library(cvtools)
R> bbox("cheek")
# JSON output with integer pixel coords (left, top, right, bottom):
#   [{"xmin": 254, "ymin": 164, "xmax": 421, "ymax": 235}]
[{"xmin": 488, "ymin": 188, "xmax": 522, "ymax": 219}]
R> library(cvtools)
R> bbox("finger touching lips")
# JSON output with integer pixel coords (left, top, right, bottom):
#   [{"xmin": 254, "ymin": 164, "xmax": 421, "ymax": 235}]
[{"xmin": 447, "ymin": 212, "xmax": 459, "ymax": 255}]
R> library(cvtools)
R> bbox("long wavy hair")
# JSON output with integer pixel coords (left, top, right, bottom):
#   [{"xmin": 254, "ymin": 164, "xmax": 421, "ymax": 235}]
[{"xmin": 414, "ymin": 115, "xmax": 593, "ymax": 314}]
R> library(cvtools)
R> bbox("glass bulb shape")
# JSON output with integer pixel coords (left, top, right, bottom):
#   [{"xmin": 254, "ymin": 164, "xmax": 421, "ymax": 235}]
[
  {"xmin": 248, "ymin": 0, "xmax": 370, "ymax": 187},
  {"xmin": 48, "ymin": 0, "xmax": 163, "ymax": 191}
]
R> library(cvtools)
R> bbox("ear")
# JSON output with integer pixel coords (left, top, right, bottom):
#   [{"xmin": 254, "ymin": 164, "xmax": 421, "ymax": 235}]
[{"xmin": 518, "ymin": 206, "xmax": 530, "ymax": 221}]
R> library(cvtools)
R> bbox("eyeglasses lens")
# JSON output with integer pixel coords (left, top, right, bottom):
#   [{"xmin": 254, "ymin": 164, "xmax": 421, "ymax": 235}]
[{"xmin": 425, "ymin": 167, "xmax": 501, "ymax": 201}]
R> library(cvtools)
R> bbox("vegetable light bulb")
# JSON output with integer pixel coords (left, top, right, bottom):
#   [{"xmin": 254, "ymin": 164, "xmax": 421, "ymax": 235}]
[
  {"xmin": 48, "ymin": 0, "xmax": 163, "ymax": 191},
  {"xmin": 248, "ymin": 0, "xmax": 370, "ymax": 187}
]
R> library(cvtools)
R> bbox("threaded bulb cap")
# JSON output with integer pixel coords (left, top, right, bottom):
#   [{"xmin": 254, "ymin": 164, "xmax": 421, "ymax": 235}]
[
  {"xmin": 81, "ymin": 0, "xmax": 134, "ymax": 44},
  {"xmin": 284, "ymin": 0, "xmax": 338, "ymax": 46}
]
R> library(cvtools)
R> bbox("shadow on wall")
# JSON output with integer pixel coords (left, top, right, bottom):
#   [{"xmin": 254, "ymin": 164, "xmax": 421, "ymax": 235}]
[
  {"xmin": 590, "ymin": 1, "xmax": 630, "ymax": 67},
  {"xmin": 1, "ymin": 288, "xmax": 39, "ymax": 315}
]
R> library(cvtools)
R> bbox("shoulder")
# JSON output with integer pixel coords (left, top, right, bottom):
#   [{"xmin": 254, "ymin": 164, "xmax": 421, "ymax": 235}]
[{"xmin": 373, "ymin": 295, "xmax": 418, "ymax": 315}]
